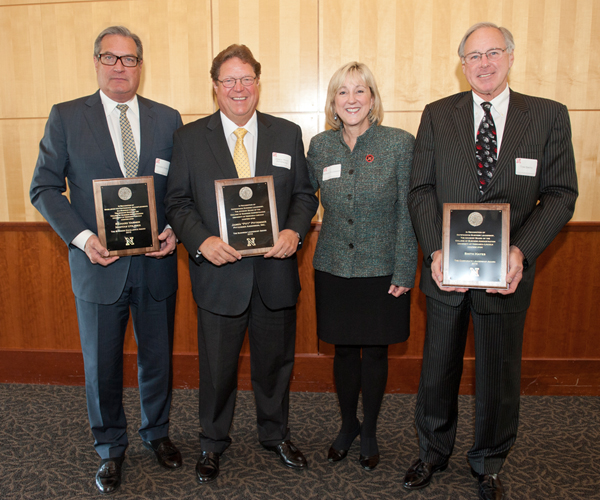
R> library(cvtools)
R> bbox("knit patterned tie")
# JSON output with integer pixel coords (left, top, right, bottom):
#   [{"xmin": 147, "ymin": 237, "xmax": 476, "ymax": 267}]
[
  {"xmin": 117, "ymin": 104, "xmax": 138, "ymax": 177},
  {"xmin": 475, "ymin": 102, "xmax": 497, "ymax": 194},
  {"xmin": 233, "ymin": 128, "xmax": 251, "ymax": 178}
]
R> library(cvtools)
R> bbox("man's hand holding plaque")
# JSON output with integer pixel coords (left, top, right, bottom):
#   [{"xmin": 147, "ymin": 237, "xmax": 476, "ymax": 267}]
[
  {"xmin": 431, "ymin": 249, "xmax": 468, "ymax": 293},
  {"xmin": 263, "ymin": 229, "xmax": 300, "ymax": 259},
  {"xmin": 486, "ymin": 245, "xmax": 525, "ymax": 295},
  {"xmin": 145, "ymin": 227, "xmax": 177, "ymax": 259},
  {"xmin": 84, "ymin": 234, "xmax": 120, "ymax": 266}
]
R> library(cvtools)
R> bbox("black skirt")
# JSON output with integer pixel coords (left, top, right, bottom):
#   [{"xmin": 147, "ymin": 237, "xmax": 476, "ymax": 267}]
[{"xmin": 315, "ymin": 270, "xmax": 411, "ymax": 346}]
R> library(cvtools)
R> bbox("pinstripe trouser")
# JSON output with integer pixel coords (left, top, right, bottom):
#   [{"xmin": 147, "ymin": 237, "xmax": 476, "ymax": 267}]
[{"xmin": 415, "ymin": 293, "xmax": 527, "ymax": 475}]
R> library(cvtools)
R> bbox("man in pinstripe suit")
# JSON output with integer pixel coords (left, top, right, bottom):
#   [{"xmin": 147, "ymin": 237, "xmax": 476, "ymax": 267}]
[{"xmin": 404, "ymin": 22, "xmax": 578, "ymax": 500}]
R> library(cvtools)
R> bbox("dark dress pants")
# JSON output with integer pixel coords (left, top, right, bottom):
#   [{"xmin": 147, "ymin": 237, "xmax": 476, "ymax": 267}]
[
  {"xmin": 196, "ymin": 279, "xmax": 296, "ymax": 454},
  {"xmin": 415, "ymin": 293, "xmax": 527, "ymax": 474},
  {"xmin": 75, "ymin": 257, "xmax": 176, "ymax": 459}
]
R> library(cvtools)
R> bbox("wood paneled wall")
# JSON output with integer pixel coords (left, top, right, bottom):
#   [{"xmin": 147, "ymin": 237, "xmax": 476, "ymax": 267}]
[
  {"xmin": 1, "ymin": 222, "xmax": 599, "ymax": 395},
  {"xmin": 1, "ymin": 1, "xmax": 599, "ymax": 395},
  {"xmin": 1, "ymin": 0, "xmax": 599, "ymax": 222}
]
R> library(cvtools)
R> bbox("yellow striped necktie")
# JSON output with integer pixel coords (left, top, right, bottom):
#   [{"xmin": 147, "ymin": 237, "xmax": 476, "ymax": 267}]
[
  {"xmin": 233, "ymin": 128, "xmax": 251, "ymax": 178},
  {"xmin": 116, "ymin": 104, "xmax": 138, "ymax": 177}
]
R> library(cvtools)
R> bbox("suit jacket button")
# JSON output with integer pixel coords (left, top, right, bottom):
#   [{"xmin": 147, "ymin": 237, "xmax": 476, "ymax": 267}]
[
  {"xmin": 349, "ymin": 243, "xmax": 354, "ymax": 249},
  {"xmin": 348, "ymin": 169, "xmax": 354, "ymax": 175}
]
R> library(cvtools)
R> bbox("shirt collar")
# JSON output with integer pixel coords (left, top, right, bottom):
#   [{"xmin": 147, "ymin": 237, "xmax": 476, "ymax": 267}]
[
  {"xmin": 220, "ymin": 110, "xmax": 258, "ymax": 138},
  {"xmin": 99, "ymin": 90, "xmax": 139, "ymax": 119},
  {"xmin": 472, "ymin": 85, "xmax": 510, "ymax": 116}
]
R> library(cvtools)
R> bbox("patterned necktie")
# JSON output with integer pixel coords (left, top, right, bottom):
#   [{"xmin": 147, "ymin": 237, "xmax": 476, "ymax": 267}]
[
  {"xmin": 116, "ymin": 104, "xmax": 138, "ymax": 177},
  {"xmin": 475, "ymin": 102, "xmax": 497, "ymax": 194},
  {"xmin": 233, "ymin": 128, "xmax": 251, "ymax": 178}
]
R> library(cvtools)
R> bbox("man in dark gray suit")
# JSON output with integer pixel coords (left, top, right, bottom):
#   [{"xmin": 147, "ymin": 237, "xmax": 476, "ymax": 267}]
[
  {"xmin": 404, "ymin": 22, "xmax": 578, "ymax": 500},
  {"xmin": 165, "ymin": 44, "xmax": 318, "ymax": 484},
  {"xmin": 30, "ymin": 26, "xmax": 183, "ymax": 494}
]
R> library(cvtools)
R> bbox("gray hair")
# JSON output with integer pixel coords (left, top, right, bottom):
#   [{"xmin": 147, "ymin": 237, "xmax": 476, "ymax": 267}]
[
  {"xmin": 94, "ymin": 26, "xmax": 143, "ymax": 60},
  {"xmin": 457, "ymin": 22, "xmax": 515, "ymax": 58}
]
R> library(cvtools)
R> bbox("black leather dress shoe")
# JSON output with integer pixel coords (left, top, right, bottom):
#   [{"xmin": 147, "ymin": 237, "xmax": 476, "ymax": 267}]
[
  {"xmin": 264, "ymin": 440, "xmax": 308, "ymax": 469},
  {"xmin": 358, "ymin": 454, "xmax": 380, "ymax": 471},
  {"xmin": 471, "ymin": 468, "xmax": 505, "ymax": 500},
  {"xmin": 95, "ymin": 457, "xmax": 124, "ymax": 494},
  {"xmin": 142, "ymin": 437, "xmax": 182, "ymax": 469},
  {"xmin": 403, "ymin": 458, "xmax": 449, "ymax": 490},
  {"xmin": 196, "ymin": 451, "xmax": 220, "ymax": 483}
]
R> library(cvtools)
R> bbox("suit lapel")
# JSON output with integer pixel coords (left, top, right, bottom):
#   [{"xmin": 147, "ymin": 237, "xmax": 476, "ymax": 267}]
[
  {"xmin": 207, "ymin": 112, "xmax": 239, "ymax": 179},
  {"xmin": 491, "ymin": 90, "xmax": 529, "ymax": 186},
  {"xmin": 255, "ymin": 111, "xmax": 273, "ymax": 177},
  {"xmin": 83, "ymin": 91, "xmax": 122, "ymax": 177},
  {"xmin": 452, "ymin": 92, "xmax": 479, "ymax": 188},
  {"xmin": 138, "ymin": 96, "xmax": 156, "ymax": 176}
]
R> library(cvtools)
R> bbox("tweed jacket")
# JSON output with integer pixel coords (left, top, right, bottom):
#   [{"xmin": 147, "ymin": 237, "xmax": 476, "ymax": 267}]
[{"xmin": 307, "ymin": 124, "xmax": 417, "ymax": 287}]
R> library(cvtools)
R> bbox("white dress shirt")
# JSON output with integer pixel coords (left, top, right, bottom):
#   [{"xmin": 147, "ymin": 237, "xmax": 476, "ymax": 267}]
[
  {"xmin": 195, "ymin": 111, "xmax": 259, "ymax": 258},
  {"xmin": 220, "ymin": 111, "xmax": 258, "ymax": 176},
  {"xmin": 472, "ymin": 84, "xmax": 510, "ymax": 158},
  {"xmin": 100, "ymin": 91, "xmax": 141, "ymax": 174},
  {"xmin": 431, "ymin": 85, "xmax": 512, "ymax": 261},
  {"xmin": 71, "ymin": 91, "xmax": 141, "ymax": 251}
]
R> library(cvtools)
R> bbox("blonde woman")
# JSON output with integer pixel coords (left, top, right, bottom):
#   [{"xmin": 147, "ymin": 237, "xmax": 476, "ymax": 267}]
[{"xmin": 307, "ymin": 62, "xmax": 417, "ymax": 470}]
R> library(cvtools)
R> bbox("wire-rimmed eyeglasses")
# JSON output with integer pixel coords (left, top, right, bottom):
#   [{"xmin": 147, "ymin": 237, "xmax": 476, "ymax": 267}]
[
  {"xmin": 216, "ymin": 76, "xmax": 257, "ymax": 88},
  {"xmin": 462, "ymin": 48, "xmax": 508, "ymax": 65}
]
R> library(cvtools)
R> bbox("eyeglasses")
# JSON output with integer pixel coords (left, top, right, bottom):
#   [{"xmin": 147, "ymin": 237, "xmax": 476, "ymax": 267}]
[
  {"xmin": 462, "ymin": 48, "xmax": 508, "ymax": 65},
  {"xmin": 97, "ymin": 53, "xmax": 141, "ymax": 67},
  {"xmin": 216, "ymin": 76, "xmax": 257, "ymax": 88}
]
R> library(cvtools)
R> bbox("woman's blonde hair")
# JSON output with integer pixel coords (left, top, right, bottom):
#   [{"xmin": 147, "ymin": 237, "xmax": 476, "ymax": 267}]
[{"xmin": 324, "ymin": 61, "xmax": 384, "ymax": 131}]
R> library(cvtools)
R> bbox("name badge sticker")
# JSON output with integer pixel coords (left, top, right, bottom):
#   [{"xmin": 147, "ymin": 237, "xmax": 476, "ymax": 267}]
[
  {"xmin": 515, "ymin": 158, "xmax": 537, "ymax": 177},
  {"xmin": 155, "ymin": 158, "xmax": 170, "ymax": 176},
  {"xmin": 323, "ymin": 164, "xmax": 341, "ymax": 181},
  {"xmin": 272, "ymin": 152, "xmax": 291, "ymax": 169}
]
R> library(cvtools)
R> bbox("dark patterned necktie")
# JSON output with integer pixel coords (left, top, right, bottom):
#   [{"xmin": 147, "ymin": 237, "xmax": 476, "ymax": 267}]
[{"xmin": 475, "ymin": 102, "xmax": 497, "ymax": 194}]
